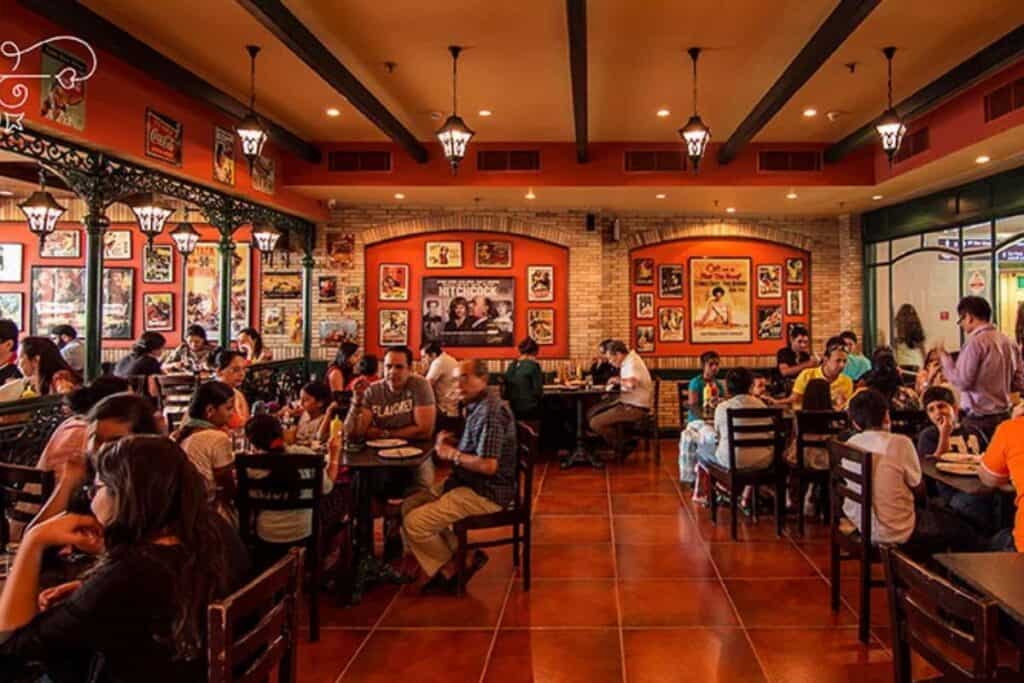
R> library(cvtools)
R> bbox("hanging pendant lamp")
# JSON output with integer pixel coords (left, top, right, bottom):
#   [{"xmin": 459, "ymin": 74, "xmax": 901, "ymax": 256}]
[
  {"xmin": 19, "ymin": 165, "xmax": 66, "ymax": 247},
  {"xmin": 678, "ymin": 47, "xmax": 711, "ymax": 173},
  {"xmin": 170, "ymin": 208, "xmax": 200, "ymax": 261},
  {"xmin": 236, "ymin": 45, "xmax": 269, "ymax": 166},
  {"xmin": 435, "ymin": 45, "xmax": 475, "ymax": 175},
  {"xmin": 875, "ymin": 46, "xmax": 906, "ymax": 166},
  {"xmin": 252, "ymin": 222, "xmax": 282, "ymax": 254},
  {"xmin": 126, "ymin": 192, "xmax": 174, "ymax": 247}
]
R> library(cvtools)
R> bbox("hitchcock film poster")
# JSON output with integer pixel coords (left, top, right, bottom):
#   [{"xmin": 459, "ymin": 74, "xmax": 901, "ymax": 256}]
[
  {"xmin": 421, "ymin": 277, "xmax": 515, "ymax": 347},
  {"xmin": 689, "ymin": 257, "xmax": 752, "ymax": 344}
]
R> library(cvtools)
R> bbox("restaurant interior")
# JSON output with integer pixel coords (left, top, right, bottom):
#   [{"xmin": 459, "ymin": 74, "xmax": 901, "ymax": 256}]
[{"xmin": 1, "ymin": 1, "xmax": 1024, "ymax": 681}]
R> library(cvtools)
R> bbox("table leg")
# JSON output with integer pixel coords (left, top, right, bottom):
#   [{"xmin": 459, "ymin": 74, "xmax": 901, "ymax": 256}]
[
  {"xmin": 346, "ymin": 470, "xmax": 412, "ymax": 606},
  {"xmin": 560, "ymin": 397, "xmax": 604, "ymax": 470}
]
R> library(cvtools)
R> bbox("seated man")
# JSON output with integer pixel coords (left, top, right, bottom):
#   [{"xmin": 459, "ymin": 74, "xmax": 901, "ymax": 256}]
[
  {"xmin": 772, "ymin": 324, "xmax": 817, "ymax": 396},
  {"xmin": 706, "ymin": 368, "xmax": 772, "ymax": 471},
  {"xmin": 402, "ymin": 359, "xmax": 517, "ymax": 593},
  {"xmin": 979, "ymin": 403, "xmax": 1024, "ymax": 551},
  {"xmin": 843, "ymin": 389, "xmax": 978, "ymax": 560},
  {"xmin": 686, "ymin": 351, "xmax": 723, "ymax": 423},
  {"xmin": 588, "ymin": 340, "xmax": 652, "ymax": 455},
  {"xmin": 772, "ymin": 336, "xmax": 853, "ymax": 410}
]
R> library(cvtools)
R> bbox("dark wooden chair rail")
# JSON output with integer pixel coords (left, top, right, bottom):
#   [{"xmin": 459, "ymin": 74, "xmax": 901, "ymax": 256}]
[
  {"xmin": 0, "ymin": 463, "xmax": 55, "ymax": 549},
  {"xmin": 791, "ymin": 410, "xmax": 850, "ymax": 536}
]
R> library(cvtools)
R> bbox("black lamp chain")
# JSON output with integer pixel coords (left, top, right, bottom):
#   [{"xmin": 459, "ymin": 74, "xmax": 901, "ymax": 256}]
[
  {"xmin": 692, "ymin": 52, "xmax": 698, "ymax": 116},
  {"xmin": 887, "ymin": 52, "xmax": 893, "ymax": 108},
  {"xmin": 38, "ymin": 164, "xmax": 46, "ymax": 191},
  {"xmin": 249, "ymin": 48, "xmax": 257, "ymax": 112},
  {"xmin": 452, "ymin": 50, "xmax": 458, "ymax": 115}
]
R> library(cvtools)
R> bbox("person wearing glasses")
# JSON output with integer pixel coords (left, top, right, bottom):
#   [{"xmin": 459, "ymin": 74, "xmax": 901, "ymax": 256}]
[
  {"xmin": 768, "ymin": 336, "xmax": 852, "ymax": 411},
  {"xmin": 938, "ymin": 296, "xmax": 1024, "ymax": 440}
]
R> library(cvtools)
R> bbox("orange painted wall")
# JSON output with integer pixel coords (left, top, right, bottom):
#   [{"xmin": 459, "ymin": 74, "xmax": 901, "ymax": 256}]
[
  {"xmin": 364, "ymin": 232, "xmax": 569, "ymax": 359},
  {"xmin": 0, "ymin": 5, "xmax": 324, "ymax": 221},
  {"xmin": 630, "ymin": 238, "xmax": 810, "ymax": 357},
  {"xmin": 0, "ymin": 222, "xmax": 261, "ymax": 348}
]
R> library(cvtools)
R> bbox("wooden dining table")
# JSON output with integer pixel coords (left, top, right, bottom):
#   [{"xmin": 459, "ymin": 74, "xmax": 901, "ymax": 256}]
[
  {"xmin": 920, "ymin": 458, "xmax": 991, "ymax": 496},
  {"xmin": 936, "ymin": 552, "xmax": 1024, "ymax": 626},
  {"xmin": 542, "ymin": 384, "xmax": 612, "ymax": 470}
]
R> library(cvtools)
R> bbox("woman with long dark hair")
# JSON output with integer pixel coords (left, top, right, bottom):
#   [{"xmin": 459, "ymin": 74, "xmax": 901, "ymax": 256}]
[
  {"xmin": 172, "ymin": 381, "xmax": 237, "ymax": 517},
  {"xmin": 326, "ymin": 341, "xmax": 359, "ymax": 392},
  {"xmin": 213, "ymin": 348, "xmax": 250, "ymax": 429},
  {"xmin": 0, "ymin": 435, "xmax": 232, "ymax": 681},
  {"xmin": 16, "ymin": 336, "xmax": 80, "ymax": 396},
  {"xmin": 237, "ymin": 327, "xmax": 272, "ymax": 364},
  {"xmin": 863, "ymin": 346, "xmax": 921, "ymax": 410},
  {"xmin": 893, "ymin": 304, "xmax": 926, "ymax": 370}
]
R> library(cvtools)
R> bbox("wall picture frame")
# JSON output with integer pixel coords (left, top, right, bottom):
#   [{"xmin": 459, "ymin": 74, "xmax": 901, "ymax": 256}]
[
  {"xmin": 143, "ymin": 292, "xmax": 174, "ymax": 332},
  {"xmin": 263, "ymin": 305, "xmax": 286, "ymax": 335},
  {"xmin": 262, "ymin": 272, "xmax": 303, "ymax": 300},
  {"xmin": 527, "ymin": 265, "xmax": 554, "ymax": 302},
  {"xmin": 527, "ymin": 309, "xmax": 554, "ymax": 345},
  {"xmin": 425, "ymin": 241, "xmax": 463, "ymax": 268},
  {"xmin": 183, "ymin": 242, "xmax": 250, "ymax": 339},
  {"xmin": 634, "ymin": 258, "xmax": 654, "ymax": 286},
  {"xmin": 144, "ymin": 108, "xmax": 183, "ymax": 166},
  {"xmin": 251, "ymin": 155, "xmax": 275, "ymax": 194},
  {"xmin": 0, "ymin": 292, "xmax": 23, "ymax": 328},
  {"xmin": 318, "ymin": 275, "xmax": 338, "ymax": 303},
  {"xmin": 380, "ymin": 309, "xmax": 409, "ymax": 345},
  {"xmin": 636, "ymin": 292, "xmax": 654, "ymax": 319},
  {"xmin": 756, "ymin": 304, "xmax": 783, "ymax": 340},
  {"xmin": 0, "ymin": 243, "xmax": 23, "ymax": 282},
  {"xmin": 213, "ymin": 126, "xmax": 236, "ymax": 186},
  {"xmin": 658, "ymin": 264, "xmax": 684, "ymax": 298},
  {"xmin": 379, "ymin": 264, "xmax": 409, "ymax": 301},
  {"xmin": 143, "ymin": 244, "xmax": 174, "ymax": 283},
  {"xmin": 786, "ymin": 289, "xmax": 805, "ymax": 316},
  {"xmin": 103, "ymin": 230, "xmax": 132, "ymax": 260},
  {"xmin": 636, "ymin": 325, "xmax": 655, "ymax": 353},
  {"xmin": 757, "ymin": 264, "xmax": 783, "ymax": 298},
  {"xmin": 342, "ymin": 286, "xmax": 361, "ymax": 314},
  {"xmin": 657, "ymin": 307, "xmax": 685, "ymax": 342},
  {"xmin": 102, "ymin": 267, "xmax": 134, "ymax": 339},
  {"xmin": 30, "ymin": 266, "xmax": 84, "ymax": 334},
  {"xmin": 40, "ymin": 230, "xmax": 80, "ymax": 258},
  {"xmin": 474, "ymin": 240, "xmax": 512, "ymax": 268},
  {"xmin": 785, "ymin": 257, "xmax": 805, "ymax": 284}
]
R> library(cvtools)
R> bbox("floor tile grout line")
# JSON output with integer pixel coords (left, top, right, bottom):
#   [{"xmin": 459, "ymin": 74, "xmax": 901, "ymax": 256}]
[
  {"xmin": 605, "ymin": 457, "xmax": 628, "ymax": 683},
  {"xmin": 333, "ymin": 585, "xmax": 405, "ymax": 683}
]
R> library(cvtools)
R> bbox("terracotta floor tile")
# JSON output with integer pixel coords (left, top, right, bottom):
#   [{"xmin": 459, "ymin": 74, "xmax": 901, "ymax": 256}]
[
  {"xmin": 501, "ymin": 580, "xmax": 618, "ymax": 627},
  {"xmin": 693, "ymin": 508, "xmax": 789, "ymax": 543},
  {"xmin": 619, "ymin": 579, "xmax": 739, "ymax": 627},
  {"xmin": 318, "ymin": 583, "xmax": 401, "ymax": 628},
  {"xmin": 533, "ymin": 515, "xmax": 611, "ymax": 544},
  {"xmin": 611, "ymin": 493, "xmax": 685, "ymax": 515},
  {"xmin": 726, "ymin": 578, "xmax": 857, "ymax": 627},
  {"xmin": 380, "ymin": 579, "xmax": 509, "ymax": 628},
  {"xmin": 469, "ymin": 544, "xmax": 518, "ymax": 582},
  {"xmin": 608, "ymin": 475, "xmax": 679, "ymax": 494},
  {"xmin": 341, "ymin": 629, "xmax": 492, "ymax": 683},
  {"xmin": 748, "ymin": 628, "xmax": 892, "ymax": 683},
  {"xmin": 797, "ymin": 542, "xmax": 886, "ymax": 581},
  {"xmin": 613, "ymin": 511, "xmax": 701, "ymax": 545},
  {"xmin": 540, "ymin": 473, "xmax": 608, "ymax": 495},
  {"xmin": 622, "ymin": 628, "xmax": 767, "ymax": 683},
  {"xmin": 296, "ymin": 629, "xmax": 367, "ymax": 683},
  {"xmin": 534, "ymin": 493, "xmax": 609, "ymax": 515},
  {"xmin": 710, "ymin": 542, "xmax": 818, "ymax": 578},
  {"xmin": 531, "ymin": 543, "xmax": 615, "ymax": 578},
  {"xmin": 483, "ymin": 629, "xmax": 622, "ymax": 683},
  {"xmin": 616, "ymin": 543, "xmax": 717, "ymax": 579},
  {"xmin": 839, "ymin": 579, "xmax": 892, "ymax": 627}
]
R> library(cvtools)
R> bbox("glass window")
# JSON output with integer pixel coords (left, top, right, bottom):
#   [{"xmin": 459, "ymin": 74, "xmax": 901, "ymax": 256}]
[
  {"xmin": 924, "ymin": 227, "xmax": 960, "ymax": 252},
  {"xmin": 874, "ymin": 265, "xmax": 891, "ymax": 347},
  {"xmin": 891, "ymin": 235, "xmax": 921, "ymax": 260},
  {"xmin": 962, "ymin": 221, "xmax": 993, "ymax": 253},
  {"xmin": 996, "ymin": 215, "xmax": 1024, "ymax": 247},
  {"xmin": 996, "ymin": 236, "xmax": 1024, "ymax": 341},
  {"xmin": 892, "ymin": 251, "xmax": 960, "ymax": 355},
  {"xmin": 870, "ymin": 242, "xmax": 890, "ymax": 265}
]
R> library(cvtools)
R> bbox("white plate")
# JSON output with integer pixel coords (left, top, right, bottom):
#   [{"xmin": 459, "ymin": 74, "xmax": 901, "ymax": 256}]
[
  {"xmin": 938, "ymin": 452, "xmax": 981, "ymax": 464},
  {"xmin": 367, "ymin": 438, "xmax": 407, "ymax": 448},
  {"xmin": 378, "ymin": 447, "xmax": 423, "ymax": 459},
  {"xmin": 935, "ymin": 462, "xmax": 979, "ymax": 476}
]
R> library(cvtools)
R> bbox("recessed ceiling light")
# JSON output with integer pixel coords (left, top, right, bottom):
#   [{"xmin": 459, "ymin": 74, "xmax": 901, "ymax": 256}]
[
  {"xmin": 326, "ymin": 107, "xmax": 341, "ymax": 117},
  {"xmin": 393, "ymin": 192, "xmax": 405, "ymax": 200},
  {"xmin": 0, "ymin": 190, "xmax": 12, "ymax": 197},
  {"xmin": 655, "ymin": 193, "xmax": 667, "ymax": 199},
  {"xmin": 802, "ymin": 108, "xmax": 817, "ymax": 118},
  {"xmin": 478, "ymin": 109, "xmax": 492, "ymax": 117},
  {"xmin": 656, "ymin": 108, "xmax": 671, "ymax": 118},
  {"xmin": 872, "ymin": 194, "xmax": 883, "ymax": 200},
  {"xmin": 525, "ymin": 189, "xmax": 536, "ymax": 200},
  {"xmin": 975, "ymin": 155, "xmax": 991, "ymax": 164},
  {"xmin": 726, "ymin": 207, "xmax": 736, "ymax": 213},
  {"xmin": 786, "ymin": 191, "xmax": 798, "ymax": 200}
]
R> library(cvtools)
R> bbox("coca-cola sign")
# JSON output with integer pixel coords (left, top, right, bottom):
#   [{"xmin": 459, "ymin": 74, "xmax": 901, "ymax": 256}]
[{"xmin": 145, "ymin": 108, "xmax": 182, "ymax": 166}]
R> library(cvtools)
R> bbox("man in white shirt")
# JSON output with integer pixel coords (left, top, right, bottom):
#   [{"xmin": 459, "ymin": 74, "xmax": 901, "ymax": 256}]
[
  {"xmin": 420, "ymin": 341, "xmax": 461, "ymax": 432},
  {"xmin": 709, "ymin": 368, "xmax": 772, "ymax": 470},
  {"xmin": 588, "ymin": 340, "xmax": 652, "ymax": 455}
]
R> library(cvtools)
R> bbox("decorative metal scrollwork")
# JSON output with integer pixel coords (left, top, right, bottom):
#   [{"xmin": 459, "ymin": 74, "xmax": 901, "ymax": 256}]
[
  {"xmin": 241, "ymin": 359, "xmax": 310, "ymax": 408},
  {"xmin": 0, "ymin": 395, "xmax": 68, "ymax": 467}
]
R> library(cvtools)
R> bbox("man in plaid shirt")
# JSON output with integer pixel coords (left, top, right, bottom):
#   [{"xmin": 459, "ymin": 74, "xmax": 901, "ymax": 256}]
[{"xmin": 402, "ymin": 358, "xmax": 517, "ymax": 594}]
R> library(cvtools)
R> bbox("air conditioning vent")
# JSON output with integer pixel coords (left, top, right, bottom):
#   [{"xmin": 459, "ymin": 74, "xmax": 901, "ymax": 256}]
[
  {"xmin": 984, "ymin": 76, "xmax": 1024, "ymax": 122},
  {"xmin": 476, "ymin": 150, "xmax": 541, "ymax": 171},
  {"xmin": 894, "ymin": 127, "xmax": 930, "ymax": 163},
  {"xmin": 624, "ymin": 150, "xmax": 687, "ymax": 172},
  {"xmin": 327, "ymin": 150, "xmax": 392, "ymax": 172},
  {"xmin": 757, "ymin": 150, "xmax": 822, "ymax": 173}
]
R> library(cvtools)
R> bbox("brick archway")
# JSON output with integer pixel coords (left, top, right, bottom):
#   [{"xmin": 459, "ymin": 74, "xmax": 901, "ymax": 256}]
[
  {"xmin": 626, "ymin": 220, "xmax": 815, "ymax": 253},
  {"xmin": 361, "ymin": 213, "xmax": 575, "ymax": 249}
]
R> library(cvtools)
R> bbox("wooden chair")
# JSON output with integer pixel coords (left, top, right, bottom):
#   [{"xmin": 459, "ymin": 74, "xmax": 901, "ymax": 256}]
[
  {"xmin": 882, "ymin": 547, "xmax": 1019, "ymax": 682},
  {"xmin": 827, "ymin": 440, "xmax": 886, "ymax": 644},
  {"xmin": 706, "ymin": 408, "xmax": 787, "ymax": 541},
  {"xmin": 0, "ymin": 463, "xmax": 55, "ymax": 549},
  {"xmin": 890, "ymin": 409, "xmax": 928, "ymax": 439},
  {"xmin": 677, "ymin": 381, "xmax": 690, "ymax": 426},
  {"xmin": 790, "ymin": 410, "xmax": 850, "ymax": 536},
  {"xmin": 155, "ymin": 374, "xmax": 199, "ymax": 432},
  {"xmin": 612, "ymin": 378, "xmax": 661, "ymax": 462},
  {"xmin": 235, "ymin": 454, "xmax": 325, "ymax": 642},
  {"xmin": 207, "ymin": 547, "xmax": 304, "ymax": 683},
  {"xmin": 453, "ymin": 421, "xmax": 537, "ymax": 595}
]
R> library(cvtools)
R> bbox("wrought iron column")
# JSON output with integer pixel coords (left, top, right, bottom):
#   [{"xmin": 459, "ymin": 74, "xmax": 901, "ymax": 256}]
[
  {"xmin": 216, "ymin": 227, "xmax": 236, "ymax": 349},
  {"xmin": 301, "ymin": 227, "xmax": 315, "ymax": 376},
  {"xmin": 82, "ymin": 204, "xmax": 109, "ymax": 381}
]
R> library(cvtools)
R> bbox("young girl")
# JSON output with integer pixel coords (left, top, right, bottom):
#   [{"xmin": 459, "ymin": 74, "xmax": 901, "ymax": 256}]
[
  {"xmin": 172, "ymin": 381, "xmax": 237, "ymax": 519},
  {"xmin": 15, "ymin": 337, "xmax": 80, "ymax": 397},
  {"xmin": 237, "ymin": 327, "xmax": 272, "ymax": 364},
  {"xmin": 287, "ymin": 381, "xmax": 333, "ymax": 446}
]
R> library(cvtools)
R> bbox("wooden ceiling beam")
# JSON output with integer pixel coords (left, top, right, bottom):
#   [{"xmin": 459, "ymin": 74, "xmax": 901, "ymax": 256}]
[
  {"xmin": 236, "ymin": 0, "xmax": 428, "ymax": 164},
  {"xmin": 566, "ymin": 0, "xmax": 589, "ymax": 164},
  {"xmin": 825, "ymin": 24, "xmax": 1024, "ymax": 164},
  {"xmin": 718, "ymin": 0, "xmax": 880, "ymax": 165}
]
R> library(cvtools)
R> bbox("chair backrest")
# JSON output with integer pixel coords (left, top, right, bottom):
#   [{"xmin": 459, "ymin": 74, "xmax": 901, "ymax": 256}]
[
  {"xmin": 890, "ymin": 409, "xmax": 927, "ymax": 439},
  {"xmin": 795, "ymin": 410, "xmax": 850, "ymax": 469},
  {"xmin": 827, "ymin": 440, "xmax": 874, "ymax": 547},
  {"xmin": 0, "ymin": 463, "xmax": 56, "ymax": 548},
  {"xmin": 207, "ymin": 546, "xmax": 304, "ymax": 683},
  {"xmin": 882, "ymin": 547, "xmax": 1002, "ymax": 682},
  {"xmin": 724, "ymin": 407, "xmax": 784, "ymax": 471},
  {"xmin": 650, "ymin": 377, "xmax": 661, "ymax": 429},
  {"xmin": 121, "ymin": 374, "xmax": 152, "ymax": 397},
  {"xmin": 234, "ymin": 453, "xmax": 324, "ymax": 546},
  {"xmin": 514, "ymin": 421, "xmax": 538, "ymax": 514},
  {"xmin": 676, "ymin": 381, "xmax": 689, "ymax": 425},
  {"xmin": 156, "ymin": 374, "xmax": 199, "ymax": 429}
]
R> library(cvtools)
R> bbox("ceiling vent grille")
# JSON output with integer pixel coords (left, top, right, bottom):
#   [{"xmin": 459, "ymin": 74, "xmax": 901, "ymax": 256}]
[
  {"xmin": 757, "ymin": 150, "xmax": 822, "ymax": 173},
  {"xmin": 894, "ymin": 127, "xmax": 930, "ymax": 163},
  {"xmin": 984, "ymin": 77, "xmax": 1024, "ymax": 122},
  {"xmin": 624, "ymin": 150, "xmax": 687, "ymax": 172},
  {"xmin": 476, "ymin": 150, "xmax": 541, "ymax": 171},
  {"xmin": 327, "ymin": 150, "xmax": 392, "ymax": 172}
]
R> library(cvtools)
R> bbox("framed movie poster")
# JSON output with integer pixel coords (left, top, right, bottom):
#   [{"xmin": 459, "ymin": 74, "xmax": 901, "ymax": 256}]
[
  {"xmin": 426, "ymin": 241, "xmax": 463, "ymax": 268},
  {"xmin": 263, "ymin": 305, "xmax": 285, "ymax": 335},
  {"xmin": 636, "ymin": 293, "xmax": 654, "ymax": 319},
  {"xmin": 787, "ymin": 289, "xmax": 805, "ymax": 316},
  {"xmin": 756, "ymin": 305, "xmax": 783, "ymax": 340},
  {"xmin": 658, "ymin": 307, "xmax": 685, "ymax": 342},
  {"xmin": 213, "ymin": 126, "xmax": 235, "ymax": 186},
  {"xmin": 785, "ymin": 257, "xmax": 805, "ymax": 284},
  {"xmin": 318, "ymin": 276, "xmax": 338, "ymax": 303},
  {"xmin": 320, "ymin": 318, "xmax": 358, "ymax": 345},
  {"xmin": 102, "ymin": 268, "xmax": 133, "ymax": 339},
  {"xmin": 0, "ymin": 244, "xmax": 23, "ymax": 282},
  {"xmin": 327, "ymin": 233, "xmax": 355, "ymax": 269},
  {"xmin": 143, "ymin": 245, "xmax": 174, "ymax": 283},
  {"xmin": 143, "ymin": 293, "xmax": 174, "ymax": 332},
  {"xmin": 636, "ymin": 325, "xmax": 655, "ymax": 353},
  {"xmin": 40, "ymin": 230, "xmax": 80, "ymax": 258},
  {"xmin": 689, "ymin": 257, "xmax": 752, "ymax": 344},
  {"xmin": 659, "ymin": 265, "xmax": 683, "ymax": 298},
  {"xmin": 183, "ymin": 242, "xmax": 250, "ymax": 339},
  {"xmin": 634, "ymin": 258, "xmax": 654, "ymax": 286},
  {"xmin": 421, "ymin": 277, "xmax": 515, "ymax": 347},
  {"xmin": 380, "ymin": 309, "xmax": 409, "ymax": 346},
  {"xmin": 251, "ymin": 155, "xmax": 275, "ymax": 195},
  {"xmin": 527, "ymin": 309, "xmax": 554, "ymax": 345},
  {"xmin": 103, "ymin": 230, "xmax": 132, "ymax": 260},
  {"xmin": 475, "ymin": 241, "xmax": 512, "ymax": 268},
  {"xmin": 527, "ymin": 266, "xmax": 554, "ymax": 302},
  {"xmin": 756, "ymin": 264, "xmax": 782, "ymax": 298},
  {"xmin": 342, "ymin": 286, "xmax": 361, "ymax": 314},
  {"xmin": 41, "ymin": 43, "xmax": 86, "ymax": 130},
  {"xmin": 31, "ymin": 266, "xmax": 84, "ymax": 335},
  {"xmin": 145, "ymin": 108, "xmax": 182, "ymax": 166},
  {"xmin": 379, "ymin": 264, "xmax": 409, "ymax": 301},
  {"xmin": 0, "ymin": 293, "xmax": 23, "ymax": 328},
  {"xmin": 262, "ymin": 272, "xmax": 302, "ymax": 299}
]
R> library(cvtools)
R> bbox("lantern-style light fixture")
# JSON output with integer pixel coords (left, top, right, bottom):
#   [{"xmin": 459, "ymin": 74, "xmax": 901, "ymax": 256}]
[
  {"xmin": 19, "ymin": 165, "xmax": 66, "ymax": 247},
  {"xmin": 236, "ymin": 45, "xmax": 269, "ymax": 166},
  {"xmin": 875, "ymin": 46, "xmax": 906, "ymax": 166},
  {"xmin": 126, "ymin": 192, "xmax": 174, "ymax": 247},
  {"xmin": 435, "ymin": 45, "xmax": 475, "ymax": 175},
  {"xmin": 252, "ymin": 222, "xmax": 282, "ymax": 253},
  {"xmin": 679, "ymin": 47, "xmax": 711, "ymax": 173},
  {"xmin": 170, "ymin": 207, "xmax": 200, "ymax": 260}
]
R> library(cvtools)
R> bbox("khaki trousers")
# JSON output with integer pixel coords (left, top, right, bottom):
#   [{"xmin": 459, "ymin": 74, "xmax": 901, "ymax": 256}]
[
  {"xmin": 589, "ymin": 402, "xmax": 649, "ymax": 445},
  {"xmin": 401, "ymin": 483, "xmax": 502, "ymax": 578}
]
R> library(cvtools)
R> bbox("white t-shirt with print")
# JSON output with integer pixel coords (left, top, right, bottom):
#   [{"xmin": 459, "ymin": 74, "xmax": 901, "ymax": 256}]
[
  {"xmin": 181, "ymin": 429, "xmax": 235, "ymax": 502},
  {"xmin": 426, "ymin": 352, "xmax": 460, "ymax": 417},
  {"xmin": 843, "ymin": 430, "xmax": 922, "ymax": 545},
  {"xmin": 619, "ymin": 350, "xmax": 653, "ymax": 410}
]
